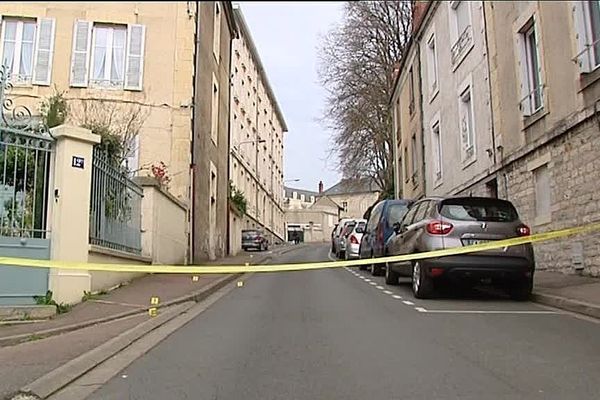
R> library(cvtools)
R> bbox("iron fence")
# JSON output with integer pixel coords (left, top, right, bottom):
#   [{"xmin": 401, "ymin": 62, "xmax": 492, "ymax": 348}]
[
  {"xmin": 0, "ymin": 127, "xmax": 53, "ymax": 238},
  {"xmin": 89, "ymin": 147, "xmax": 143, "ymax": 254}
]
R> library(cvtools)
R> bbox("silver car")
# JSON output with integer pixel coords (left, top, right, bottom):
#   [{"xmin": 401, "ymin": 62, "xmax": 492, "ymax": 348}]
[
  {"xmin": 341, "ymin": 219, "xmax": 367, "ymax": 260},
  {"xmin": 333, "ymin": 219, "xmax": 354, "ymax": 259},
  {"xmin": 384, "ymin": 197, "xmax": 535, "ymax": 300}
]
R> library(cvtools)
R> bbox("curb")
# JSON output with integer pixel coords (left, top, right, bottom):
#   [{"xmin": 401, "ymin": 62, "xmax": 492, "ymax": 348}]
[
  {"xmin": 0, "ymin": 273, "xmax": 242, "ymax": 347},
  {"xmin": 532, "ymin": 291, "xmax": 600, "ymax": 320},
  {"xmin": 14, "ymin": 301, "xmax": 196, "ymax": 400}
]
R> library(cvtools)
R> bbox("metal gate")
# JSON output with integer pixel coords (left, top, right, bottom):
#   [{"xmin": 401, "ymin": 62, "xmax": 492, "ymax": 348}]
[{"xmin": 0, "ymin": 65, "xmax": 53, "ymax": 305}]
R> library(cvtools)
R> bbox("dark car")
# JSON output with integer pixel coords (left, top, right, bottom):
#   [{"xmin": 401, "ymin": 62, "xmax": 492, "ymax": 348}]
[
  {"xmin": 359, "ymin": 199, "xmax": 412, "ymax": 275},
  {"xmin": 242, "ymin": 229, "xmax": 269, "ymax": 251},
  {"xmin": 384, "ymin": 196, "xmax": 535, "ymax": 300}
]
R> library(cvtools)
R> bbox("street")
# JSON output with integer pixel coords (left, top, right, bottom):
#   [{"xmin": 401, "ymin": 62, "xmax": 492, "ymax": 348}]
[{"xmin": 84, "ymin": 243, "xmax": 600, "ymax": 400}]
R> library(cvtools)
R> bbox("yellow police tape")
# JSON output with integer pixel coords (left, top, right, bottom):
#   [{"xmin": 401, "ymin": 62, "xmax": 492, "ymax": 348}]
[{"xmin": 1, "ymin": 222, "xmax": 599, "ymax": 274}]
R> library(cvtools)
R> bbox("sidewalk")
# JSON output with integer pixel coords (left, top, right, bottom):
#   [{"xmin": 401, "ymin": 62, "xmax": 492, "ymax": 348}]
[
  {"xmin": 533, "ymin": 270, "xmax": 600, "ymax": 319},
  {"xmin": 0, "ymin": 244, "xmax": 300, "ymax": 347}
]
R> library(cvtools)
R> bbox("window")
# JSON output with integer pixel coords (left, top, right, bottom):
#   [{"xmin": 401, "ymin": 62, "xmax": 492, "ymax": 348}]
[
  {"xmin": 534, "ymin": 164, "xmax": 551, "ymax": 223},
  {"xmin": 449, "ymin": 1, "xmax": 473, "ymax": 66},
  {"xmin": 70, "ymin": 21, "xmax": 145, "ymax": 90},
  {"xmin": 90, "ymin": 25, "xmax": 126, "ymax": 88},
  {"xmin": 211, "ymin": 74, "xmax": 219, "ymax": 145},
  {"xmin": 410, "ymin": 134, "xmax": 418, "ymax": 183},
  {"xmin": 403, "ymin": 146, "xmax": 409, "ymax": 182},
  {"xmin": 408, "ymin": 67, "xmax": 415, "ymax": 115},
  {"xmin": 213, "ymin": 2, "xmax": 221, "ymax": 62},
  {"xmin": 519, "ymin": 20, "xmax": 543, "ymax": 115},
  {"xmin": 292, "ymin": 191, "xmax": 297, "ymax": 199},
  {"xmin": 426, "ymin": 33, "xmax": 438, "ymax": 97},
  {"xmin": 414, "ymin": 201, "xmax": 429, "ymax": 223},
  {"xmin": 342, "ymin": 201, "xmax": 348, "ymax": 212},
  {"xmin": 431, "ymin": 121, "xmax": 442, "ymax": 181},
  {"xmin": 574, "ymin": 1, "xmax": 600, "ymax": 72},
  {"xmin": 1, "ymin": 18, "xmax": 56, "ymax": 85},
  {"xmin": 458, "ymin": 85, "xmax": 475, "ymax": 162}
]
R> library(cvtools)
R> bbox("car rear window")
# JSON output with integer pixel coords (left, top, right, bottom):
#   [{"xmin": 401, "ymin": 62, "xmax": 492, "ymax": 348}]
[
  {"xmin": 387, "ymin": 204, "xmax": 410, "ymax": 225},
  {"xmin": 243, "ymin": 231, "xmax": 259, "ymax": 239},
  {"xmin": 440, "ymin": 198, "xmax": 519, "ymax": 222}
]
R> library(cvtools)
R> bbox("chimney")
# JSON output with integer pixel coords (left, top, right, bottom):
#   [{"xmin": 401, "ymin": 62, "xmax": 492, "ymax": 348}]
[
  {"xmin": 412, "ymin": 1, "xmax": 431, "ymax": 35},
  {"xmin": 318, "ymin": 180, "xmax": 324, "ymax": 194}
]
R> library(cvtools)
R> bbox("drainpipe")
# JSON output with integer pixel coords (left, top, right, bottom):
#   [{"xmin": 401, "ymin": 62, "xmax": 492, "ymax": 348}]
[
  {"xmin": 226, "ymin": 19, "xmax": 234, "ymax": 256},
  {"xmin": 190, "ymin": 0, "xmax": 200, "ymax": 263},
  {"xmin": 482, "ymin": 3, "xmax": 498, "ymax": 167}
]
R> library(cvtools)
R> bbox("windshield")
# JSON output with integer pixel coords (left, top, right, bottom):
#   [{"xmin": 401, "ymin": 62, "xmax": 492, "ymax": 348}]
[
  {"xmin": 440, "ymin": 199, "xmax": 519, "ymax": 222},
  {"xmin": 388, "ymin": 204, "xmax": 410, "ymax": 225}
]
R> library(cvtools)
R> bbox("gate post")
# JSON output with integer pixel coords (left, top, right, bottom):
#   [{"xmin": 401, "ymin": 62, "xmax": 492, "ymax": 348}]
[{"xmin": 47, "ymin": 125, "xmax": 101, "ymax": 304}]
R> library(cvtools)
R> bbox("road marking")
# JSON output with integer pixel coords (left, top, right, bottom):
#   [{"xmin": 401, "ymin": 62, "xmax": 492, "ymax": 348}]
[
  {"xmin": 383, "ymin": 290, "xmax": 393, "ymax": 294},
  {"xmin": 376, "ymin": 285, "xmax": 384, "ymax": 289},
  {"xmin": 369, "ymin": 282, "xmax": 377, "ymax": 285},
  {"xmin": 364, "ymin": 279, "xmax": 371, "ymax": 282},
  {"xmin": 419, "ymin": 310, "xmax": 557, "ymax": 314},
  {"xmin": 359, "ymin": 276, "xmax": 366, "ymax": 279},
  {"xmin": 328, "ymin": 252, "xmax": 336, "ymax": 262},
  {"xmin": 402, "ymin": 300, "xmax": 415, "ymax": 305},
  {"xmin": 392, "ymin": 295, "xmax": 403, "ymax": 299},
  {"xmin": 415, "ymin": 307, "xmax": 428, "ymax": 313}
]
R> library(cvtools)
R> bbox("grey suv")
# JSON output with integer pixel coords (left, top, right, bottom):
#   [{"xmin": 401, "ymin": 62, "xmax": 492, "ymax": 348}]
[{"xmin": 384, "ymin": 197, "xmax": 535, "ymax": 300}]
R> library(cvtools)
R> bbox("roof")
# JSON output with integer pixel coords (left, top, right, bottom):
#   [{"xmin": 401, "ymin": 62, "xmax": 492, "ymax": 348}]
[
  {"xmin": 232, "ymin": 5, "xmax": 288, "ymax": 132},
  {"xmin": 320, "ymin": 178, "xmax": 381, "ymax": 196},
  {"xmin": 284, "ymin": 186, "xmax": 319, "ymax": 200}
]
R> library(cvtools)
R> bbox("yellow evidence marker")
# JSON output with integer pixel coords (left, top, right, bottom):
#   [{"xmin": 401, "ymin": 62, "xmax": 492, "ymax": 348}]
[
  {"xmin": 148, "ymin": 307, "xmax": 158, "ymax": 317},
  {"xmin": 192, "ymin": 276, "xmax": 199, "ymax": 282},
  {"xmin": 237, "ymin": 281, "xmax": 244, "ymax": 287},
  {"xmin": 150, "ymin": 296, "xmax": 159, "ymax": 305}
]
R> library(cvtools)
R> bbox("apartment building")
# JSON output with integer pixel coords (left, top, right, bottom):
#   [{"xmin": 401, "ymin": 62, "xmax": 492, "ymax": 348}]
[
  {"xmin": 228, "ymin": 6, "xmax": 287, "ymax": 255},
  {"xmin": 400, "ymin": 1, "xmax": 600, "ymax": 276},
  {"xmin": 0, "ymin": 2, "xmax": 239, "ymax": 263},
  {"xmin": 0, "ymin": 2, "xmax": 195, "ymax": 202},
  {"xmin": 192, "ymin": 1, "xmax": 237, "ymax": 261}
]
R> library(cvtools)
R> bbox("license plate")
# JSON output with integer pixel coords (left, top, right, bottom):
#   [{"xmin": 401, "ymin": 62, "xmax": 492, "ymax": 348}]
[{"xmin": 462, "ymin": 238, "xmax": 494, "ymax": 246}]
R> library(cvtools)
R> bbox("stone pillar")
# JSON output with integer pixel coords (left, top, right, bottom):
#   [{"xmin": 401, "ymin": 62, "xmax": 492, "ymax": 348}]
[{"xmin": 47, "ymin": 125, "xmax": 101, "ymax": 304}]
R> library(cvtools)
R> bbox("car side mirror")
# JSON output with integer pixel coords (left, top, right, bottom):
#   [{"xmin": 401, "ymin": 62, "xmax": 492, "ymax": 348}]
[{"xmin": 393, "ymin": 222, "xmax": 402, "ymax": 234}]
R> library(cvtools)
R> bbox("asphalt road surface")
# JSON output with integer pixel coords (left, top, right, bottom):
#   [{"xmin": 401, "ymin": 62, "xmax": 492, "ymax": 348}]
[{"xmin": 89, "ymin": 243, "xmax": 600, "ymax": 400}]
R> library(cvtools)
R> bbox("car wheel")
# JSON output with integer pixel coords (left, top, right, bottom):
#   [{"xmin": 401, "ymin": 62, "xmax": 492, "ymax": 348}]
[
  {"xmin": 385, "ymin": 263, "xmax": 400, "ymax": 285},
  {"xmin": 412, "ymin": 261, "xmax": 434, "ymax": 299},
  {"xmin": 507, "ymin": 277, "xmax": 533, "ymax": 301}
]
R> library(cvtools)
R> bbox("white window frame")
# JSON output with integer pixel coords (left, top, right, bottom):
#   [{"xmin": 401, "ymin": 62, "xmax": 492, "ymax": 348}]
[
  {"xmin": 430, "ymin": 115, "xmax": 443, "ymax": 184},
  {"xmin": 518, "ymin": 18, "xmax": 544, "ymax": 116},
  {"xmin": 448, "ymin": 1, "xmax": 473, "ymax": 68},
  {"xmin": 426, "ymin": 31, "xmax": 439, "ymax": 100},
  {"xmin": 213, "ymin": 2, "xmax": 221, "ymax": 63},
  {"xmin": 211, "ymin": 73, "xmax": 219, "ymax": 145},
  {"xmin": 457, "ymin": 79, "xmax": 476, "ymax": 165},
  {"xmin": 89, "ymin": 24, "xmax": 127, "ymax": 89},
  {"xmin": 574, "ymin": 1, "xmax": 600, "ymax": 73},
  {"xmin": 0, "ymin": 18, "xmax": 37, "ymax": 85}
]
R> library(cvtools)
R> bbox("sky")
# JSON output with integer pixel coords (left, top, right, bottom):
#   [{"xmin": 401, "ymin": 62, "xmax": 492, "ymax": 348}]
[{"xmin": 237, "ymin": 1, "xmax": 344, "ymax": 193}]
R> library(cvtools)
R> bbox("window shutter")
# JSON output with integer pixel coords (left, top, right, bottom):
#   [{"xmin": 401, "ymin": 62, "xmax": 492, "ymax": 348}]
[
  {"xmin": 515, "ymin": 34, "xmax": 531, "ymax": 116},
  {"xmin": 32, "ymin": 18, "xmax": 56, "ymax": 86},
  {"xmin": 533, "ymin": 17, "xmax": 544, "ymax": 103},
  {"xmin": 573, "ymin": 1, "xmax": 591, "ymax": 73},
  {"xmin": 70, "ymin": 20, "xmax": 92, "ymax": 87},
  {"xmin": 124, "ymin": 24, "xmax": 145, "ymax": 91}
]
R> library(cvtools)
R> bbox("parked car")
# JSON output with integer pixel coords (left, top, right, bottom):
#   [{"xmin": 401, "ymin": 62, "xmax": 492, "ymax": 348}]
[
  {"xmin": 330, "ymin": 224, "xmax": 339, "ymax": 252},
  {"xmin": 331, "ymin": 218, "xmax": 354, "ymax": 258},
  {"xmin": 384, "ymin": 196, "xmax": 535, "ymax": 300},
  {"xmin": 359, "ymin": 199, "xmax": 412, "ymax": 274},
  {"xmin": 342, "ymin": 219, "xmax": 367, "ymax": 260},
  {"xmin": 336, "ymin": 220, "xmax": 357, "ymax": 259},
  {"xmin": 242, "ymin": 229, "xmax": 269, "ymax": 251}
]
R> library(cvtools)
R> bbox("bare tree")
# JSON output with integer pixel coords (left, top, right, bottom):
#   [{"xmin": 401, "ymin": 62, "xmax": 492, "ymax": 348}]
[
  {"xmin": 318, "ymin": 1, "xmax": 413, "ymax": 197},
  {"xmin": 68, "ymin": 98, "xmax": 149, "ymax": 169}
]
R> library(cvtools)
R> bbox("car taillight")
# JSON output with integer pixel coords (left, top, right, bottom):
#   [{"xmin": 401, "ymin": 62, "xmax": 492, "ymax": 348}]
[
  {"xmin": 350, "ymin": 235, "xmax": 359, "ymax": 245},
  {"xmin": 516, "ymin": 224, "xmax": 531, "ymax": 236},
  {"xmin": 426, "ymin": 220, "xmax": 453, "ymax": 235}
]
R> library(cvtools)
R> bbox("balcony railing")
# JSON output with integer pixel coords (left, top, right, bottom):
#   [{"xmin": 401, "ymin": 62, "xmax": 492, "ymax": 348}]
[{"xmin": 451, "ymin": 25, "xmax": 473, "ymax": 66}]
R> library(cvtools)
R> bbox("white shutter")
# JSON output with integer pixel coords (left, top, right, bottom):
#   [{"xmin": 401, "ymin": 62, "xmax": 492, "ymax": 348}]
[
  {"xmin": 32, "ymin": 18, "xmax": 55, "ymax": 85},
  {"xmin": 124, "ymin": 24, "xmax": 145, "ymax": 91},
  {"xmin": 573, "ymin": 1, "xmax": 591, "ymax": 73},
  {"xmin": 515, "ymin": 33, "xmax": 531, "ymax": 116},
  {"xmin": 532, "ymin": 16, "xmax": 544, "ymax": 105},
  {"xmin": 70, "ymin": 20, "xmax": 92, "ymax": 87}
]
